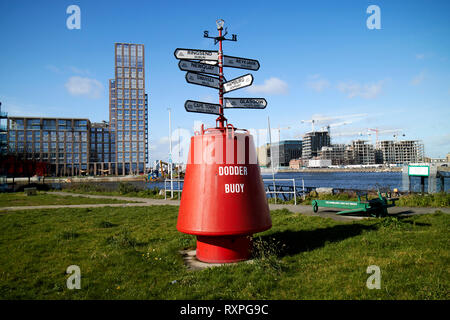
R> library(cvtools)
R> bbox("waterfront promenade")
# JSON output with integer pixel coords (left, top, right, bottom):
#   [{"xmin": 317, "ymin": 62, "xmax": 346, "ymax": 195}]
[{"xmin": 1, "ymin": 192, "xmax": 448, "ymax": 222}]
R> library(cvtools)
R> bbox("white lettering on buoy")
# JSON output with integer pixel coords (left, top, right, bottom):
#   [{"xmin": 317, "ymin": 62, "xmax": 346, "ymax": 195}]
[
  {"xmin": 218, "ymin": 166, "xmax": 248, "ymax": 176},
  {"xmin": 225, "ymin": 183, "xmax": 245, "ymax": 194}
]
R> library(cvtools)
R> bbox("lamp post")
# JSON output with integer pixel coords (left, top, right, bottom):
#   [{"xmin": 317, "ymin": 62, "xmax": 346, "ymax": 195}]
[{"xmin": 168, "ymin": 108, "xmax": 173, "ymax": 198}]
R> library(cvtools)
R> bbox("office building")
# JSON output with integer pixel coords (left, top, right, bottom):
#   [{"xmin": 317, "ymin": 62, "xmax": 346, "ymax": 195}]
[
  {"xmin": 109, "ymin": 43, "xmax": 148, "ymax": 175},
  {"xmin": 302, "ymin": 131, "xmax": 330, "ymax": 159},
  {"xmin": 270, "ymin": 140, "xmax": 302, "ymax": 167},
  {"xmin": 7, "ymin": 117, "xmax": 90, "ymax": 176}
]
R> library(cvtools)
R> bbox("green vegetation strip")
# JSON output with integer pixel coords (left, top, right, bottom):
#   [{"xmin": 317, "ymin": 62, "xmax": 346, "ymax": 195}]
[
  {"xmin": 0, "ymin": 192, "xmax": 136, "ymax": 207},
  {"xmin": 0, "ymin": 206, "xmax": 448, "ymax": 299},
  {"xmin": 63, "ymin": 182, "xmax": 176, "ymax": 200}
]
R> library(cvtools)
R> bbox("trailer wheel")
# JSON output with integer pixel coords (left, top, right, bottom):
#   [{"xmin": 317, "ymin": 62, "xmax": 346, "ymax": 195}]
[{"xmin": 313, "ymin": 203, "xmax": 318, "ymax": 213}]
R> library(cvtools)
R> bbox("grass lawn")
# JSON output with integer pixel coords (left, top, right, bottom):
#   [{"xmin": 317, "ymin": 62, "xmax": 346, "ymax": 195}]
[
  {"xmin": 0, "ymin": 192, "xmax": 136, "ymax": 207},
  {"xmin": 0, "ymin": 205, "xmax": 448, "ymax": 299}
]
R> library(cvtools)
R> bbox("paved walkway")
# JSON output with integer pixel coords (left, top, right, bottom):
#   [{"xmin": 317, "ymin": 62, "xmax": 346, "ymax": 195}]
[{"xmin": 0, "ymin": 192, "xmax": 448, "ymax": 222}]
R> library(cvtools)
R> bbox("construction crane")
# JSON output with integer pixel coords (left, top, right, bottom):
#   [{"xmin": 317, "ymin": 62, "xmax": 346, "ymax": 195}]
[
  {"xmin": 275, "ymin": 125, "xmax": 291, "ymax": 142},
  {"xmin": 301, "ymin": 113, "xmax": 368, "ymax": 133},
  {"xmin": 368, "ymin": 128, "xmax": 403, "ymax": 145},
  {"xmin": 321, "ymin": 121, "xmax": 351, "ymax": 135}
]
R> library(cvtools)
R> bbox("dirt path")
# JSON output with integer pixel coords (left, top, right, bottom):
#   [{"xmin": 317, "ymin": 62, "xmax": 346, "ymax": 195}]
[{"xmin": 0, "ymin": 192, "xmax": 448, "ymax": 222}]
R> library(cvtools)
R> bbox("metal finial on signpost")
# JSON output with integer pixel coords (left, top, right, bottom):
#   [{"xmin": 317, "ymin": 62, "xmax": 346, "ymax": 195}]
[{"xmin": 216, "ymin": 19, "xmax": 224, "ymax": 30}]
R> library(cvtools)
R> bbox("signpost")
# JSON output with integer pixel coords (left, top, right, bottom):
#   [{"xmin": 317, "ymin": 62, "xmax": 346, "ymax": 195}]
[
  {"xmin": 223, "ymin": 74, "xmax": 253, "ymax": 93},
  {"xmin": 185, "ymin": 72, "xmax": 220, "ymax": 89},
  {"xmin": 174, "ymin": 20, "xmax": 267, "ymax": 123},
  {"xmin": 224, "ymin": 98, "xmax": 267, "ymax": 109},
  {"xmin": 184, "ymin": 100, "xmax": 221, "ymax": 115},
  {"xmin": 179, "ymin": 60, "xmax": 219, "ymax": 76},
  {"xmin": 174, "ymin": 48, "xmax": 218, "ymax": 61}
]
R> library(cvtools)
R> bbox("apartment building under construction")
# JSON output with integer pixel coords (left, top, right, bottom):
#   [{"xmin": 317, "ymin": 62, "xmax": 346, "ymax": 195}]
[{"xmin": 376, "ymin": 140, "xmax": 424, "ymax": 164}]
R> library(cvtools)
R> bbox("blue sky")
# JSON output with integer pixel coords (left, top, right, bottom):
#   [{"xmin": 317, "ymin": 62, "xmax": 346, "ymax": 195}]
[{"xmin": 0, "ymin": 0, "xmax": 449, "ymax": 162}]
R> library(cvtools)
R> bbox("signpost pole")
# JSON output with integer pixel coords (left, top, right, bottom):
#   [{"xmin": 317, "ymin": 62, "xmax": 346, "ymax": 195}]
[{"xmin": 217, "ymin": 22, "xmax": 226, "ymax": 129}]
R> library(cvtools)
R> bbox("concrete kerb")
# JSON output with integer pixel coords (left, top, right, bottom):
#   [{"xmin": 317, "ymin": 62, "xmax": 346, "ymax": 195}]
[{"xmin": 179, "ymin": 249, "xmax": 254, "ymax": 271}]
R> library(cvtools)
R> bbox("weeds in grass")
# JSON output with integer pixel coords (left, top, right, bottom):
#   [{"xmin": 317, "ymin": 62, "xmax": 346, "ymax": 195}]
[
  {"xmin": 398, "ymin": 192, "xmax": 450, "ymax": 207},
  {"xmin": 252, "ymin": 236, "xmax": 285, "ymax": 274},
  {"xmin": 98, "ymin": 221, "xmax": 117, "ymax": 229},
  {"xmin": 118, "ymin": 182, "xmax": 139, "ymax": 194},
  {"xmin": 106, "ymin": 230, "xmax": 138, "ymax": 248},
  {"xmin": 58, "ymin": 230, "xmax": 80, "ymax": 240}
]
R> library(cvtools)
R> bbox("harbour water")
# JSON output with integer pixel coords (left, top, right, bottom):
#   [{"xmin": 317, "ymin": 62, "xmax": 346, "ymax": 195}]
[
  {"xmin": 145, "ymin": 171, "xmax": 448, "ymax": 193},
  {"xmin": 261, "ymin": 171, "xmax": 403, "ymax": 191}
]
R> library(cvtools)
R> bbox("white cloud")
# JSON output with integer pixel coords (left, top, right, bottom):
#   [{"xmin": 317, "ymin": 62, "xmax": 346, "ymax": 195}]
[
  {"xmin": 69, "ymin": 66, "xmax": 91, "ymax": 75},
  {"xmin": 415, "ymin": 53, "xmax": 425, "ymax": 60},
  {"xmin": 306, "ymin": 75, "xmax": 330, "ymax": 92},
  {"xmin": 45, "ymin": 65, "xmax": 61, "ymax": 73},
  {"xmin": 337, "ymin": 80, "xmax": 385, "ymax": 99},
  {"xmin": 247, "ymin": 77, "xmax": 288, "ymax": 95},
  {"xmin": 65, "ymin": 76, "xmax": 103, "ymax": 99},
  {"xmin": 411, "ymin": 71, "xmax": 426, "ymax": 86}
]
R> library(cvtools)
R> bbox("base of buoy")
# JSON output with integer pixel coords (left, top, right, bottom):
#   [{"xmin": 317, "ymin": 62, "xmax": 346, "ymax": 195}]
[{"xmin": 196, "ymin": 235, "xmax": 252, "ymax": 263}]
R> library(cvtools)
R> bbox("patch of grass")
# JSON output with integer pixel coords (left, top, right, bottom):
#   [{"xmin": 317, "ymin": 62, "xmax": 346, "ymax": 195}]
[
  {"xmin": 63, "ymin": 183, "xmax": 167, "ymax": 200},
  {"xmin": 98, "ymin": 221, "xmax": 118, "ymax": 229},
  {"xmin": 0, "ymin": 192, "xmax": 134, "ymax": 207},
  {"xmin": 58, "ymin": 230, "xmax": 80, "ymax": 240},
  {"xmin": 0, "ymin": 206, "xmax": 448, "ymax": 299}
]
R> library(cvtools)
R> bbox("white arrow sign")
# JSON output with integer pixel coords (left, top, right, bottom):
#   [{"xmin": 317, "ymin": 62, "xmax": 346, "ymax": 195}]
[
  {"xmin": 223, "ymin": 74, "xmax": 253, "ymax": 93},
  {"xmin": 174, "ymin": 48, "xmax": 218, "ymax": 61},
  {"xmin": 223, "ymin": 56, "xmax": 260, "ymax": 71},
  {"xmin": 178, "ymin": 60, "xmax": 219, "ymax": 76},
  {"xmin": 185, "ymin": 100, "xmax": 221, "ymax": 115},
  {"xmin": 185, "ymin": 72, "xmax": 220, "ymax": 89},
  {"xmin": 224, "ymin": 98, "xmax": 267, "ymax": 109}
]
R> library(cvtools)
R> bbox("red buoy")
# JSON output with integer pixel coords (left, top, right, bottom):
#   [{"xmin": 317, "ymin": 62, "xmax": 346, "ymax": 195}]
[{"xmin": 177, "ymin": 125, "xmax": 271, "ymax": 263}]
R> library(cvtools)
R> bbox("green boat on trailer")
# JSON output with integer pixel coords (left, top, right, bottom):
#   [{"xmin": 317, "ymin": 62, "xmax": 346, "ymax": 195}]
[{"xmin": 311, "ymin": 189, "xmax": 399, "ymax": 217}]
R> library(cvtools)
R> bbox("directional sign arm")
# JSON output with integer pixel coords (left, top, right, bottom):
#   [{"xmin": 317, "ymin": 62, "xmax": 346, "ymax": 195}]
[
  {"xmin": 223, "ymin": 74, "xmax": 254, "ymax": 93},
  {"xmin": 223, "ymin": 55, "xmax": 260, "ymax": 71},
  {"xmin": 185, "ymin": 100, "xmax": 221, "ymax": 115},
  {"xmin": 174, "ymin": 48, "xmax": 219, "ymax": 61},
  {"xmin": 224, "ymin": 98, "xmax": 267, "ymax": 109}
]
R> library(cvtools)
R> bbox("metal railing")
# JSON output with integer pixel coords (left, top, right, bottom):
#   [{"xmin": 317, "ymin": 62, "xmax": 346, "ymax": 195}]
[
  {"xmin": 163, "ymin": 178, "xmax": 303, "ymax": 204},
  {"xmin": 164, "ymin": 179, "xmax": 184, "ymax": 200},
  {"xmin": 263, "ymin": 178, "xmax": 297, "ymax": 205}
]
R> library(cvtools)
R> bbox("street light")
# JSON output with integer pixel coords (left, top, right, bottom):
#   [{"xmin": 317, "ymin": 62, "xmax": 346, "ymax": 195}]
[{"xmin": 168, "ymin": 108, "xmax": 173, "ymax": 198}]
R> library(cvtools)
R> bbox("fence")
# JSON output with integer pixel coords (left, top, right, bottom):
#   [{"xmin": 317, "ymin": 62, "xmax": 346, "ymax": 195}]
[
  {"xmin": 164, "ymin": 179, "xmax": 183, "ymax": 200},
  {"xmin": 263, "ymin": 178, "xmax": 298, "ymax": 205}
]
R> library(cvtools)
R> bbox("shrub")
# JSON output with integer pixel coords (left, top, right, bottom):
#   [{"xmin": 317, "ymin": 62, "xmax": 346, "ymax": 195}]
[{"xmin": 118, "ymin": 182, "xmax": 139, "ymax": 194}]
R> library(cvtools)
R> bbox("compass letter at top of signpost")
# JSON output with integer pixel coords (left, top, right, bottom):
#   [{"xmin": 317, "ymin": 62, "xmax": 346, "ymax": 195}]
[{"xmin": 174, "ymin": 20, "xmax": 267, "ymax": 128}]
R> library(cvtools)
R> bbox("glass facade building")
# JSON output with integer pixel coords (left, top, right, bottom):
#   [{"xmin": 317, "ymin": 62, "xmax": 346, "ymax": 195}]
[
  {"xmin": 4, "ymin": 42, "xmax": 149, "ymax": 177},
  {"xmin": 7, "ymin": 117, "xmax": 90, "ymax": 175},
  {"xmin": 109, "ymin": 43, "xmax": 148, "ymax": 175}
]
